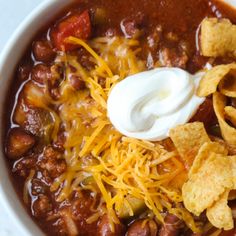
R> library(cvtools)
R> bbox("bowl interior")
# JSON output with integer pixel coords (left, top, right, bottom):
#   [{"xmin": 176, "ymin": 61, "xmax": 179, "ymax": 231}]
[{"xmin": 0, "ymin": 0, "xmax": 236, "ymax": 235}]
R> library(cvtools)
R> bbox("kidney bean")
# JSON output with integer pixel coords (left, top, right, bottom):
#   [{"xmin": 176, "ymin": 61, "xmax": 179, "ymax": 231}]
[
  {"xmin": 70, "ymin": 75, "xmax": 86, "ymax": 90},
  {"xmin": 6, "ymin": 128, "xmax": 36, "ymax": 159},
  {"xmin": 31, "ymin": 64, "xmax": 52, "ymax": 85},
  {"xmin": 18, "ymin": 63, "xmax": 31, "ymax": 81},
  {"xmin": 159, "ymin": 214, "xmax": 182, "ymax": 236},
  {"xmin": 98, "ymin": 214, "xmax": 125, "ymax": 236},
  {"xmin": 120, "ymin": 12, "xmax": 145, "ymax": 38},
  {"xmin": 127, "ymin": 219, "xmax": 158, "ymax": 236},
  {"xmin": 33, "ymin": 40, "xmax": 56, "ymax": 63}
]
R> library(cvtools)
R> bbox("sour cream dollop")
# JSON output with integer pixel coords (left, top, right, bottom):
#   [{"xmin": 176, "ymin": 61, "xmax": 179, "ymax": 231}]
[{"xmin": 107, "ymin": 68, "xmax": 205, "ymax": 141}]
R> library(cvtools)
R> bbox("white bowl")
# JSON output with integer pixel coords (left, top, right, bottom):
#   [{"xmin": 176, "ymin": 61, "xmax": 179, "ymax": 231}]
[
  {"xmin": 0, "ymin": 0, "xmax": 73, "ymax": 235},
  {"xmin": 0, "ymin": 0, "xmax": 236, "ymax": 235}
]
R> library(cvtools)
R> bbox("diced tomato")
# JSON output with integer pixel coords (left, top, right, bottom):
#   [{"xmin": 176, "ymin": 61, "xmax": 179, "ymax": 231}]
[{"xmin": 51, "ymin": 10, "xmax": 91, "ymax": 51}]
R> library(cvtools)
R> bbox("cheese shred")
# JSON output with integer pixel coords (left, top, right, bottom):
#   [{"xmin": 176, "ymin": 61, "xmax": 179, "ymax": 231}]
[{"xmin": 45, "ymin": 36, "xmax": 199, "ymax": 232}]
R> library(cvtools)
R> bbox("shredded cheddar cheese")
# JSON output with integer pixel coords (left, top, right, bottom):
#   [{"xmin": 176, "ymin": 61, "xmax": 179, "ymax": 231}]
[{"xmin": 40, "ymin": 36, "xmax": 200, "ymax": 232}]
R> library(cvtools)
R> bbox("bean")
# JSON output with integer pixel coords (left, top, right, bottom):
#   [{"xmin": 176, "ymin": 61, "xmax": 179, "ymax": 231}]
[
  {"xmin": 18, "ymin": 63, "xmax": 31, "ymax": 81},
  {"xmin": 31, "ymin": 64, "xmax": 52, "ymax": 85},
  {"xmin": 6, "ymin": 128, "xmax": 36, "ymax": 159},
  {"xmin": 98, "ymin": 214, "xmax": 125, "ymax": 236},
  {"xmin": 120, "ymin": 12, "xmax": 145, "ymax": 38},
  {"xmin": 159, "ymin": 214, "xmax": 182, "ymax": 236},
  {"xmin": 127, "ymin": 219, "xmax": 158, "ymax": 236},
  {"xmin": 33, "ymin": 40, "xmax": 56, "ymax": 63},
  {"xmin": 70, "ymin": 75, "xmax": 86, "ymax": 90}
]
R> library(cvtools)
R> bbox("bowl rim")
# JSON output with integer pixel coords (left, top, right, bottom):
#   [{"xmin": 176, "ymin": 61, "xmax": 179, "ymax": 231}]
[{"xmin": 0, "ymin": 0, "xmax": 72, "ymax": 235}]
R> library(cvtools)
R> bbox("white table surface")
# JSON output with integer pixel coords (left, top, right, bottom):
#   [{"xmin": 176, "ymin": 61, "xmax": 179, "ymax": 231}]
[
  {"xmin": 0, "ymin": 0, "xmax": 43, "ymax": 52},
  {"xmin": 0, "ymin": 1, "xmax": 43, "ymax": 235}
]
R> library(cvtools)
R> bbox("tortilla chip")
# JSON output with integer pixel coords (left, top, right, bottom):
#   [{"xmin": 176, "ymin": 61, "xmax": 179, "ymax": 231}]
[
  {"xmin": 197, "ymin": 64, "xmax": 236, "ymax": 97},
  {"xmin": 210, "ymin": 135, "xmax": 236, "ymax": 155},
  {"xmin": 200, "ymin": 18, "xmax": 236, "ymax": 58},
  {"xmin": 225, "ymin": 106, "xmax": 236, "ymax": 127},
  {"xmin": 213, "ymin": 92, "xmax": 236, "ymax": 145},
  {"xmin": 169, "ymin": 122, "xmax": 210, "ymax": 170},
  {"xmin": 219, "ymin": 69, "xmax": 236, "ymax": 98},
  {"xmin": 229, "ymin": 156, "xmax": 236, "ymax": 189},
  {"xmin": 189, "ymin": 142, "xmax": 228, "ymax": 177},
  {"xmin": 182, "ymin": 153, "xmax": 233, "ymax": 216},
  {"xmin": 206, "ymin": 190, "xmax": 233, "ymax": 230}
]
